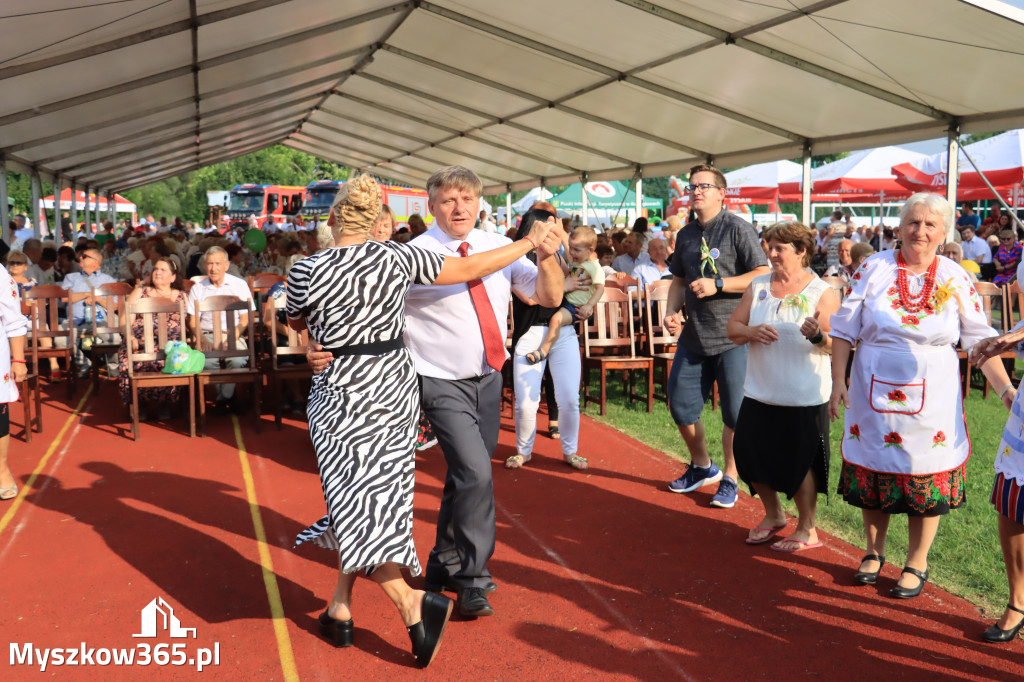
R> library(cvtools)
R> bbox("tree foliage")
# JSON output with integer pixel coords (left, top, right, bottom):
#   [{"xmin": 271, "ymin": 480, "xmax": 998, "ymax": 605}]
[{"xmin": 6, "ymin": 146, "xmax": 350, "ymax": 223}]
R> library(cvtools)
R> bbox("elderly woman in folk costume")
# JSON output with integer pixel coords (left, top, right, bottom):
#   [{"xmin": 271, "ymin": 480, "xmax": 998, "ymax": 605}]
[{"xmin": 830, "ymin": 193, "xmax": 1013, "ymax": 599}]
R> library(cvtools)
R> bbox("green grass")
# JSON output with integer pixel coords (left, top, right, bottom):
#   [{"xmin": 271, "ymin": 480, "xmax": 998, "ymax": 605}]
[{"xmin": 581, "ymin": 366, "xmax": 1016, "ymax": 618}]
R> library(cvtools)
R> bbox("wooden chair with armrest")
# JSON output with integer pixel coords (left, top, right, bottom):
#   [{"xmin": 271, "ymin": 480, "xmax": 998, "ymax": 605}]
[
  {"xmin": 124, "ymin": 296, "xmax": 196, "ymax": 440},
  {"xmin": 267, "ymin": 294, "xmax": 311, "ymax": 430},
  {"xmin": 193, "ymin": 295, "xmax": 261, "ymax": 435},
  {"xmin": 581, "ymin": 288, "xmax": 654, "ymax": 415},
  {"xmin": 87, "ymin": 282, "xmax": 133, "ymax": 386},
  {"xmin": 23, "ymin": 285, "xmax": 76, "ymax": 399}
]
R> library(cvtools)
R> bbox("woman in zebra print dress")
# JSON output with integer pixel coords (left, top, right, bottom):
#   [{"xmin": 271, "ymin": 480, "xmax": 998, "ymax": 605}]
[{"xmin": 286, "ymin": 175, "xmax": 556, "ymax": 667}]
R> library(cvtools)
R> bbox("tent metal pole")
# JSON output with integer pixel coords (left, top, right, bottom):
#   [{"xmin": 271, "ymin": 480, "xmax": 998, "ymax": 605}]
[
  {"xmin": 636, "ymin": 173, "xmax": 643, "ymax": 224},
  {"xmin": 30, "ymin": 170, "xmax": 41, "ymax": 239},
  {"xmin": 801, "ymin": 143, "xmax": 812, "ymax": 226},
  {"xmin": 52, "ymin": 176, "xmax": 62, "ymax": 240},
  {"xmin": 505, "ymin": 185, "xmax": 512, "ymax": 231},
  {"xmin": 70, "ymin": 181, "xmax": 77, "ymax": 236},
  {"xmin": 945, "ymin": 126, "xmax": 960, "ymax": 242},
  {"xmin": 108, "ymin": 191, "xmax": 115, "ymax": 227},
  {"xmin": 581, "ymin": 174, "xmax": 589, "ymax": 229},
  {"xmin": 959, "ymin": 144, "xmax": 1024, "ymax": 233},
  {"xmin": 94, "ymin": 189, "xmax": 102, "ymax": 234},
  {"xmin": 0, "ymin": 156, "xmax": 8, "ymax": 240}
]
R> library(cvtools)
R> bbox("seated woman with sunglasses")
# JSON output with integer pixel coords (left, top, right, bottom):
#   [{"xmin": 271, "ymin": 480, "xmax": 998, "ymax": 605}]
[{"xmin": 991, "ymin": 229, "xmax": 1022, "ymax": 285}]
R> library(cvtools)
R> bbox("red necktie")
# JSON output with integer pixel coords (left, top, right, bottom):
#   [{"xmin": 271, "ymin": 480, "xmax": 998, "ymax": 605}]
[{"xmin": 458, "ymin": 241, "xmax": 506, "ymax": 372}]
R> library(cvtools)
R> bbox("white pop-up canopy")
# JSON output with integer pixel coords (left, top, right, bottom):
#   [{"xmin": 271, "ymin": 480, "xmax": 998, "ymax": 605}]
[{"xmin": 2, "ymin": 0, "xmax": 1024, "ymax": 204}]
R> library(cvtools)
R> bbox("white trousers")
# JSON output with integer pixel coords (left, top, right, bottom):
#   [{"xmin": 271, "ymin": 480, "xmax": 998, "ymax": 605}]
[{"xmin": 513, "ymin": 324, "xmax": 581, "ymax": 457}]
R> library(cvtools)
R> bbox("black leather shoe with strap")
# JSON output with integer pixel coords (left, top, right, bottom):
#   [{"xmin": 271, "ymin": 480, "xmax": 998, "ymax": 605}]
[
  {"xmin": 889, "ymin": 565, "xmax": 929, "ymax": 599},
  {"xmin": 983, "ymin": 603, "xmax": 1024, "ymax": 643},
  {"xmin": 853, "ymin": 554, "xmax": 885, "ymax": 585}
]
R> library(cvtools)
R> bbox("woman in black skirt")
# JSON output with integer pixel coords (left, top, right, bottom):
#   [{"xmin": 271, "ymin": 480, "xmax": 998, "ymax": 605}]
[{"xmin": 726, "ymin": 222, "xmax": 841, "ymax": 551}]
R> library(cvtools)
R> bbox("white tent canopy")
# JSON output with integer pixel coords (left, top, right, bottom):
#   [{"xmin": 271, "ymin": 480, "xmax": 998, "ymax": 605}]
[{"xmin": 2, "ymin": 0, "xmax": 1024, "ymax": 203}]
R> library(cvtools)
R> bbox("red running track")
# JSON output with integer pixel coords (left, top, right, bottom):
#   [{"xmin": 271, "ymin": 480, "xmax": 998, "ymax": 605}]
[{"xmin": 1, "ymin": 382, "xmax": 1022, "ymax": 680}]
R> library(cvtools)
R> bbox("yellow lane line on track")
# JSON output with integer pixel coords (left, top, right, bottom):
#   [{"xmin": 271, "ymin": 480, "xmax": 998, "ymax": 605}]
[
  {"xmin": 0, "ymin": 383, "xmax": 93, "ymax": 537},
  {"xmin": 232, "ymin": 415, "xmax": 299, "ymax": 682}
]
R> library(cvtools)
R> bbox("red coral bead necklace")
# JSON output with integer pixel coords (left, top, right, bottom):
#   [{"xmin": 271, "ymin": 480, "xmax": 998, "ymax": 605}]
[{"xmin": 896, "ymin": 250, "xmax": 938, "ymax": 313}]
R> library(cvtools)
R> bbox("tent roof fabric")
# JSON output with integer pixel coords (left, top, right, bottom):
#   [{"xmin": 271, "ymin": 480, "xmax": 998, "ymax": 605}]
[{"xmin": 3, "ymin": 1, "xmax": 1024, "ymax": 196}]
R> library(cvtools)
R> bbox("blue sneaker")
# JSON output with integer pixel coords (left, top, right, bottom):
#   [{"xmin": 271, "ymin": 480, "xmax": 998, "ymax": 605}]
[
  {"xmin": 710, "ymin": 475, "xmax": 738, "ymax": 508},
  {"xmin": 668, "ymin": 462, "xmax": 723, "ymax": 493}
]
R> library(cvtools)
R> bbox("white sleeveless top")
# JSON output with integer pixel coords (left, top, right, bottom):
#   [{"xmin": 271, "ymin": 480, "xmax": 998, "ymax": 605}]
[{"xmin": 744, "ymin": 273, "xmax": 831, "ymax": 407}]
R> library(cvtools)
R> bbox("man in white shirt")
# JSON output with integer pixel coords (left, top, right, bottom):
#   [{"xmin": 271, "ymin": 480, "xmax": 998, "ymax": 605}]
[
  {"xmin": 611, "ymin": 233, "xmax": 651, "ymax": 275},
  {"xmin": 22, "ymin": 239, "xmax": 48, "ymax": 284},
  {"xmin": 307, "ymin": 166, "xmax": 564, "ymax": 619},
  {"xmin": 959, "ymin": 226, "xmax": 993, "ymax": 269},
  {"xmin": 633, "ymin": 237, "xmax": 672, "ymax": 288},
  {"xmin": 186, "ymin": 245, "xmax": 254, "ymax": 416},
  {"xmin": 60, "ymin": 248, "xmax": 117, "ymax": 377},
  {"xmin": 11, "ymin": 215, "xmax": 34, "ymax": 251}
]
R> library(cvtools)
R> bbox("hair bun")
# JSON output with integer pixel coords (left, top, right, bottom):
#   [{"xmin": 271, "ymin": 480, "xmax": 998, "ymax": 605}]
[
  {"xmin": 345, "ymin": 175, "xmax": 380, "ymax": 212},
  {"xmin": 331, "ymin": 174, "xmax": 382, "ymax": 236}
]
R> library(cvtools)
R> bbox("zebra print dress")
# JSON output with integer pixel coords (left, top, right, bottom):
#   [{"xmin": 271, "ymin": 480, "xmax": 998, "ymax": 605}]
[{"xmin": 287, "ymin": 240, "xmax": 445, "ymax": 575}]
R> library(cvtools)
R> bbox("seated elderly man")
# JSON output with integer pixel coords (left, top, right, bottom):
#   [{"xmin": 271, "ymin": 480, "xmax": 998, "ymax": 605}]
[
  {"xmin": 611, "ymin": 232, "xmax": 651, "ymax": 275},
  {"xmin": 60, "ymin": 248, "xmax": 118, "ymax": 378},
  {"xmin": 633, "ymin": 237, "xmax": 673, "ymax": 287},
  {"xmin": 942, "ymin": 241, "xmax": 980, "ymax": 283},
  {"xmin": 186, "ymin": 245, "xmax": 253, "ymax": 416}
]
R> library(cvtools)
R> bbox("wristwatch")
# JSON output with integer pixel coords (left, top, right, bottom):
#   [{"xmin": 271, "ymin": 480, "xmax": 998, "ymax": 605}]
[{"xmin": 714, "ymin": 278, "xmax": 724, "ymax": 293}]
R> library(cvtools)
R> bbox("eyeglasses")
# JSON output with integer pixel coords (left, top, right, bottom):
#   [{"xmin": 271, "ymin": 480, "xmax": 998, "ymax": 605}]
[
  {"xmin": 687, "ymin": 183, "xmax": 723, "ymax": 194},
  {"xmin": 80, "ymin": 254, "xmax": 98, "ymax": 262},
  {"xmin": 7, "ymin": 261, "xmax": 25, "ymax": 265}
]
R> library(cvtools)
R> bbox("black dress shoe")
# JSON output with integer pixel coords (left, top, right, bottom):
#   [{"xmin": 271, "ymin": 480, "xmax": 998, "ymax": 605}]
[
  {"xmin": 853, "ymin": 554, "xmax": 886, "ymax": 585},
  {"xmin": 983, "ymin": 603, "xmax": 1024, "ymax": 643},
  {"xmin": 423, "ymin": 576, "xmax": 498, "ymax": 596},
  {"xmin": 407, "ymin": 591, "xmax": 453, "ymax": 668},
  {"xmin": 457, "ymin": 587, "xmax": 494, "ymax": 618},
  {"xmin": 890, "ymin": 565, "xmax": 929, "ymax": 599},
  {"xmin": 318, "ymin": 610, "xmax": 354, "ymax": 647}
]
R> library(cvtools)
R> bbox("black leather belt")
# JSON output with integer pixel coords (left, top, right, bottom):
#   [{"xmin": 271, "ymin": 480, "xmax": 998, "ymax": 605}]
[{"xmin": 327, "ymin": 337, "xmax": 404, "ymax": 357}]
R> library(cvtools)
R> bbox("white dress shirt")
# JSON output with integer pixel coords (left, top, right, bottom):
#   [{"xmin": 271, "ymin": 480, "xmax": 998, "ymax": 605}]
[
  {"xmin": 186, "ymin": 273, "xmax": 253, "ymax": 332},
  {"xmin": 611, "ymin": 252, "xmax": 651, "ymax": 275},
  {"xmin": 404, "ymin": 227, "xmax": 538, "ymax": 380},
  {"xmin": 960, "ymin": 236, "xmax": 992, "ymax": 264}
]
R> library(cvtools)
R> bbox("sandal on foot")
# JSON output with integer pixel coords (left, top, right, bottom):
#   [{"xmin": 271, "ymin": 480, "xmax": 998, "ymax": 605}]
[
  {"xmin": 0, "ymin": 484, "xmax": 17, "ymax": 501},
  {"xmin": 563, "ymin": 454, "xmax": 588, "ymax": 470},
  {"xmin": 770, "ymin": 538, "xmax": 823, "ymax": 553},
  {"xmin": 525, "ymin": 350, "xmax": 548, "ymax": 364},
  {"xmin": 745, "ymin": 523, "xmax": 786, "ymax": 545},
  {"xmin": 505, "ymin": 454, "xmax": 531, "ymax": 469}
]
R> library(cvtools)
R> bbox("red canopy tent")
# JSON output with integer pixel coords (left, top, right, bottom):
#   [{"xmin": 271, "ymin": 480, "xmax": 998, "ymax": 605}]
[
  {"xmin": 778, "ymin": 146, "xmax": 927, "ymax": 200},
  {"xmin": 891, "ymin": 129, "xmax": 1024, "ymax": 205},
  {"xmin": 42, "ymin": 188, "xmax": 137, "ymax": 217}
]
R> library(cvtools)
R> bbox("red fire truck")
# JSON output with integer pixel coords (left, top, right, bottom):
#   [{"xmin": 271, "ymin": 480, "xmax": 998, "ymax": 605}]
[
  {"xmin": 220, "ymin": 184, "xmax": 305, "ymax": 232},
  {"xmin": 301, "ymin": 180, "xmax": 433, "ymax": 227}
]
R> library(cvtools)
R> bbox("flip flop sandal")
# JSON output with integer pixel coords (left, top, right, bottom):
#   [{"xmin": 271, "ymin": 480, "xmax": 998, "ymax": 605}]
[
  {"xmin": 563, "ymin": 454, "xmax": 588, "ymax": 470},
  {"xmin": 505, "ymin": 454, "xmax": 531, "ymax": 469},
  {"xmin": 0, "ymin": 485, "xmax": 18, "ymax": 501},
  {"xmin": 525, "ymin": 350, "xmax": 548, "ymax": 364},
  {"xmin": 745, "ymin": 523, "xmax": 787, "ymax": 545},
  {"xmin": 770, "ymin": 538, "xmax": 824, "ymax": 553}
]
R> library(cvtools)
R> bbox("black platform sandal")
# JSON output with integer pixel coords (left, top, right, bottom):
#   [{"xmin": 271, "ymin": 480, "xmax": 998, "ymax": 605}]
[
  {"xmin": 407, "ymin": 591, "xmax": 454, "ymax": 668},
  {"xmin": 318, "ymin": 610, "xmax": 354, "ymax": 647},
  {"xmin": 890, "ymin": 565, "xmax": 929, "ymax": 599},
  {"xmin": 853, "ymin": 554, "xmax": 885, "ymax": 585},
  {"xmin": 983, "ymin": 603, "xmax": 1024, "ymax": 643}
]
